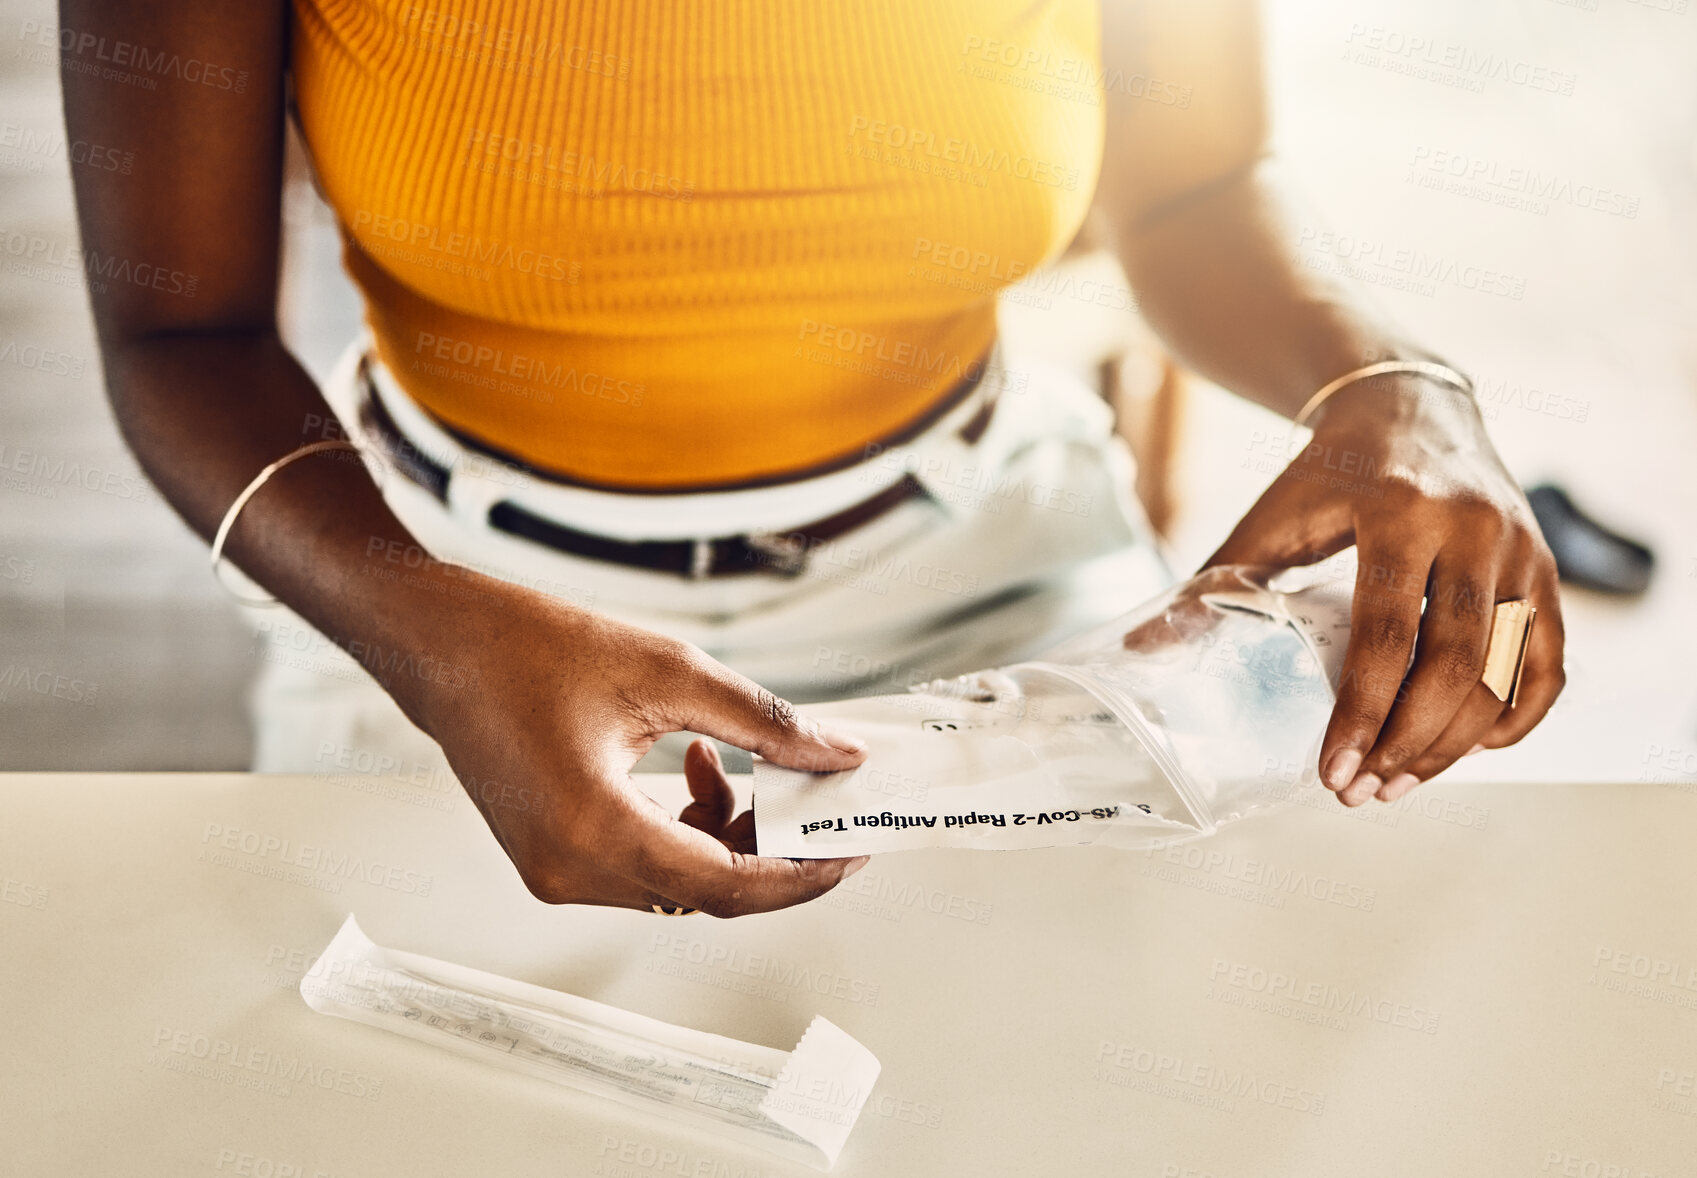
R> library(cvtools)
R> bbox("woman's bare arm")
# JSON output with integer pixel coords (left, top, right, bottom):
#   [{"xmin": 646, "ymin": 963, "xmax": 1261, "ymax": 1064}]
[
  {"xmin": 58, "ymin": 1, "xmax": 867, "ymax": 914},
  {"xmin": 59, "ymin": 2, "xmax": 431, "ymax": 653},
  {"xmin": 1094, "ymin": 0, "xmax": 1564, "ymax": 806}
]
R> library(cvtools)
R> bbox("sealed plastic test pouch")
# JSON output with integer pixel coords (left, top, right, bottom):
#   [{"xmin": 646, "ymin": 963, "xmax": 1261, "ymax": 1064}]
[
  {"xmin": 300, "ymin": 915, "xmax": 881, "ymax": 1170},
  {"xmin": 755, "ymin": 562, "xmax": 1354, "ymax": 858}
]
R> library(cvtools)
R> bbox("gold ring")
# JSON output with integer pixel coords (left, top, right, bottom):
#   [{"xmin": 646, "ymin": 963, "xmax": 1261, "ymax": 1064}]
[
  {"xmin": 1481, "ymin": 598, "xmax": 1537, "ymax": 706},
  {"xmin": 651, "ymin": 904, "xmax": 698, "ymax": 916}
]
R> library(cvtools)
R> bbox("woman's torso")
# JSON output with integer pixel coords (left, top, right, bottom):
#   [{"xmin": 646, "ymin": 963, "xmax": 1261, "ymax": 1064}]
[{"xmin": 291, "ymin": 0, "xmax": 1104, "ymax": 488}]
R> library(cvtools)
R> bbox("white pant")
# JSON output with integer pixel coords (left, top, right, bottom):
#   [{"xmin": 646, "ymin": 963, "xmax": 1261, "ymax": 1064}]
[{"xmin": 249, "ymin": 333, "xmax": 1172, "ymax": 774}]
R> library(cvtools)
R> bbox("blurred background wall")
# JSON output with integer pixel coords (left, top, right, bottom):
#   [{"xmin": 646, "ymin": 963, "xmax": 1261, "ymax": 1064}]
[{"xmin": 2, "ymin": 0, "xmax": 1694, "ymax": 783}]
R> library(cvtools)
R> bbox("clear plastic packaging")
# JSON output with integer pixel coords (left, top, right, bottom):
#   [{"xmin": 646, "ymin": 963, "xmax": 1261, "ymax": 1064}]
[
  {"xmin": 300, "ymin": 916, "xmax": 881, "ymax": 1170},
  {"xmin": 754, "ymin": 562, "xmax": 1353, "ymax": 857}
]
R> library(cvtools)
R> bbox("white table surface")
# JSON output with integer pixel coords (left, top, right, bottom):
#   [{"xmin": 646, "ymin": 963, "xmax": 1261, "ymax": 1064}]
[{"xmin": 2, "ymin": 771, "xmax": 1693, "ymax": 1178}]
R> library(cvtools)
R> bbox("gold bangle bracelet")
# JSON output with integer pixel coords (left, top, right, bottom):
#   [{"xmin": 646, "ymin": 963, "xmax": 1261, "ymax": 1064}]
[
  {"xmin": 208, "ymin": 440, "xmax": 365, "ymax": 607},
  {"xmin": 1293, "ymin": 361, "xmax": 1474, "ymax": 429}
]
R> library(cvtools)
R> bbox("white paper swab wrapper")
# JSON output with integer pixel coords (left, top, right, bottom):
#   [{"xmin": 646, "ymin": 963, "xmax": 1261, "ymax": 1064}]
[{"xmin": 300, "ymin": 915, "xmax": 881, "ymax": 1170}]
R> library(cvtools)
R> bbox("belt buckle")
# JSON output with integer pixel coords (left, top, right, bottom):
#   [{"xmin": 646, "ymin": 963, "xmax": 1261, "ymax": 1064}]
[
  {"xmin": 744, "ymin": 530, "xmax": 809, "ymax": 578},
  {"xmin": 687, "ymin": 538, "xmax": 714, "ymax": 580}
]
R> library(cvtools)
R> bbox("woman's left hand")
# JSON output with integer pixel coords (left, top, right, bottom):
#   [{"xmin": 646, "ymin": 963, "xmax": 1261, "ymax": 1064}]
[{"xmin": 1202, "ymin": 373, "xmax": 1566, "ymax": 806}]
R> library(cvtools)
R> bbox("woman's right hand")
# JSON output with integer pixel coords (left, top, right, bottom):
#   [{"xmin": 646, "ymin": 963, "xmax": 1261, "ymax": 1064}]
[
  {"xmin": 57, "ymin": 0, "xmax": 858, "ymax": 914},
  {"xmin": 398, "ymin": 577, "xmax": 870, "ymax": 916}
]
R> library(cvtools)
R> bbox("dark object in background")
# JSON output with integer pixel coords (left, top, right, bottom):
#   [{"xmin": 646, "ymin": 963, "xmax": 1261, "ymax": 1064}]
[{"xmin": 1525, "ymin": 484, "xmax": 1655, "ymax": 596}]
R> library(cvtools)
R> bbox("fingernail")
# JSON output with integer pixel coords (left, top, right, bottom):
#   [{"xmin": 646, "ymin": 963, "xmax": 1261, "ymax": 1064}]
[
  {"xmin": 1322, "ymin": 747, "xmax": 1361, "ymax": 791},
  {"xmin": 842, "ymin": 855, "xmax": 870, "ymax": 878},
  {"xmin": 1378, "ymin": 772, "xmax": 1419, "ymax": 802},
  {"xmin": 1464, "ymin": 743, "xmax": 1486, "ymax": 757},
  {"xmin": 817, "ymin": 724, "xmax": 866, "ymax": 754},
  {"xmin": 1341, "ymin": 772, "xmax": 1380, "ymax": 806}
]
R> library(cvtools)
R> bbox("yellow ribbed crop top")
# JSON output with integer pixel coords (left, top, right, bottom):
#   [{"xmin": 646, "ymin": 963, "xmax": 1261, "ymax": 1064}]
[{"xmin": 291, "ymin": 0, "xmax": 1103, "ymax": 489}]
